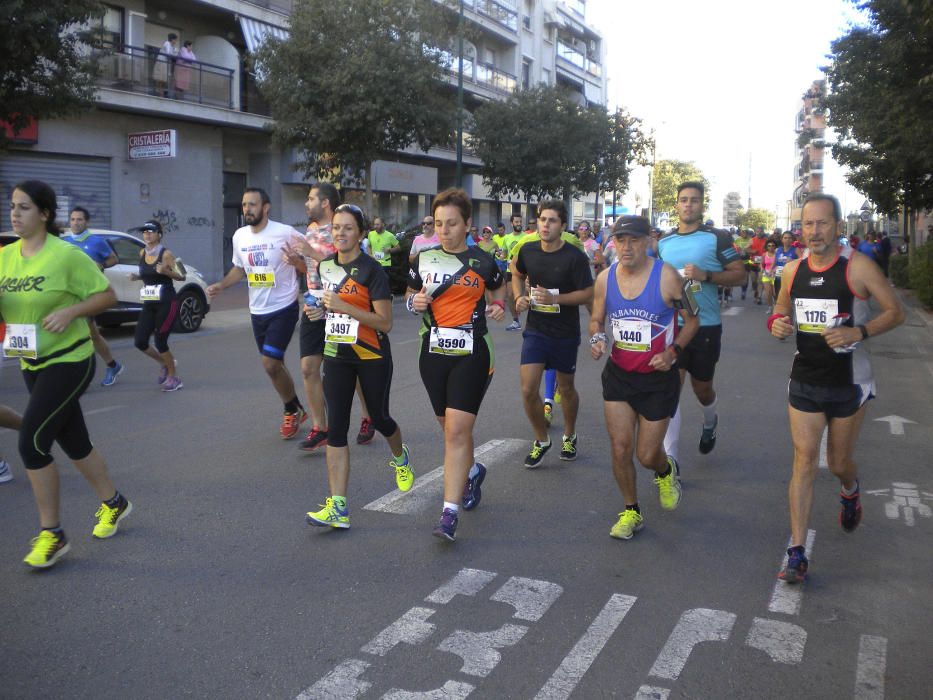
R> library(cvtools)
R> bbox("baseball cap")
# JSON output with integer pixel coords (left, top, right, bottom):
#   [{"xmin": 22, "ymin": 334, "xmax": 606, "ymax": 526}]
[{"xmin": 611, "ymin": 215, "xmax": 651, "ymax": 237}]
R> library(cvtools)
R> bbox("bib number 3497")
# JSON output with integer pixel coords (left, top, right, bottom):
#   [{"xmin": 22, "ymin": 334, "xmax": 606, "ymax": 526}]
[{"xmin": 324, "ymin": 313, "xmax": 359, "ymax": 344}]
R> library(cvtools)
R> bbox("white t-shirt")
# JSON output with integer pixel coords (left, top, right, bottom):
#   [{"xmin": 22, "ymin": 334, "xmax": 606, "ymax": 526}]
[
  {"xmin": 410, "ymin": 233, "xmax": 439, "ymax": 258},
  {"xmin": 231, "ymin": 219, "xmax": 301, "ymax": 315}
]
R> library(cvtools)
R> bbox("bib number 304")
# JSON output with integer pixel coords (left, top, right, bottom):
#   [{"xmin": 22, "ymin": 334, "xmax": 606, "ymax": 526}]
[{"xmin": 2, "ymin": 323, "xmax": 38, "ymax": 359}]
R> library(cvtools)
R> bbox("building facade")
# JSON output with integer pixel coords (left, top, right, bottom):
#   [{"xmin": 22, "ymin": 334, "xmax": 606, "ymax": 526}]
[
  {"xmin": 790, "ymin": 79, "xmax": 826, "ymax": 227},
  {"xmin": 722, "ymin": 191, "xmax": 742, "ymax": 228},
  {"xmin": 1, "ymin": 0, "xmax": 606, "ymax": 281}
]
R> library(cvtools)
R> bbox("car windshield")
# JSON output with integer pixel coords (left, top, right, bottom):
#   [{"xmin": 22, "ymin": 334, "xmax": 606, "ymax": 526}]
[{"xmin": 102, "ymin": 235, "xmax": 141, "ymax": 265}]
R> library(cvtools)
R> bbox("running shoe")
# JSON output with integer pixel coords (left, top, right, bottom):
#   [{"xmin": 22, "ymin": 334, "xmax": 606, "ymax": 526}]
[
  {"xmin": 654, "ymin": 457, "xmax": 682, "ymax": 510},
  {"xmin": 306, "ymin": 497, "xmax": 350, "ymax": 529},
  {"xmin": 610, "ymin": 509, "xmax": 644, "ymax": 540},
  {"xmin": 554, "ymin": 390, "xmax": 562, "ymax": 405},
  {"xmin": 390, "ymin": 444, "xmax": 414, "ymax": 492},
  {"xmin": 559, "ymin": 434, "xmax": 577, "ymax": 461},
  {"xmin": 157, "ymin": 360, "xmax": 177, "ymax": 385},
  {"xmin": 432, "ymin": 507, "xmax": 459, "ymax": 541},
  {"xmin": 23, "ymin": 530, "xmax": 70, "ymax": 568},
  {"xmin": 543, "ymin": 402, "xmax": 553, "ymax": 426},
  {"xmin": 100, "ymin": 361, "xmax": 123, "ymax": 387},
  {"xmin": 299, "ymin": 427, "xmax": 328, "ymax": 452},
  {"xmin": 356, "ymin": 417, "xmax": 375, "ymax": 445},
  {"xmin": 0, "ymin": 458, "xmax": 12, "ymax": 483},
  {"xmin": 92, "ymin": 496, "xmax": 133, "ymax": 538},
  {"xmin": 699, "ymin": 416, "xmax": 718, "ymax": 454},
  {"xmin": 524, "ymin": 440, "xmax": 551, "ymax": 468},
  {"xmin": 778, "ymin": 546, "xmax": 808, "ymax": 584},
  {"xmin": 840, "ymin": 484, "xmax": 862, "ymax": 532},
  {"xmin": 462, "ymin": 462, "xmax": 487, "ymax": 510},
  {"xmin": 162, "ymin": 376, "xmax": 183, "ymax": 392},
  {"xmin": 506, "ymin": 320, "xmax": 522, "ymax": 331},
  {"xmin": 280, "ymin": 408, "xmax": 308, "ymax": 440}
]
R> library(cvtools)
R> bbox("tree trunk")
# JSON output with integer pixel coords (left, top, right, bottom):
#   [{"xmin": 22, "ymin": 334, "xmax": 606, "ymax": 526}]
[{"xmin": 364, "ymin": 165, "xmax": 374, "ymax": 216}]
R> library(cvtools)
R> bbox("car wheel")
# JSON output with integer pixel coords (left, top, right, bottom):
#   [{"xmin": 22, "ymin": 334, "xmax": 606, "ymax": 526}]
[{"xmin": 174, "ymin": 289, "xmax": 206, "ymax": 333}]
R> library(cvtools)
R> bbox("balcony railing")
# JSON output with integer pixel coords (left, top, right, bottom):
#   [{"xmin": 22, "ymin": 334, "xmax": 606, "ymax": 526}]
[
  {"xmin": 475, "ymin": 62, "xmax": 517, "ymax": 92},
  {"xmin": 463, "ymin": 0, "xmax": 519, "ymax": 32},
  {"xmin": 96, "ymin": 44, "xmax": 234, "ymax": 110},
  {"xmin": 241, "ymin": 0, "xmax": 296, "ymax": 13},
  {"xmin": 556, "ymin": 39, "xmax": 601, "ymax": 77}
]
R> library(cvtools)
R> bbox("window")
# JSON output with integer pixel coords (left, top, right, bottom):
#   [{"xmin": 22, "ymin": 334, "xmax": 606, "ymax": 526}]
[
  {"xmin": 484, "ymin": 47, "xmax": 496, "ymax": 64},
  {"xmin": 105, "ymin": 235, "xmax": 142, "ymax": 265},
  {"xmin": 541, "ymin": 67, "xmax": 551, "ymax": 85},
  {"xmin": 94, "ymin": 5, "xmax": 124, "ymax": 49},
  {"xmin": 522, "ymin": 61, "xmax": 531, "ymax": 90}
]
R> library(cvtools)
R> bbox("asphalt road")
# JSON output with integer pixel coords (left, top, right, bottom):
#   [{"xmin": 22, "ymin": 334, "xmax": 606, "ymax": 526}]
[{"xmin": 1, "ymin": 291, "xmax": 931, "ymax": 699}]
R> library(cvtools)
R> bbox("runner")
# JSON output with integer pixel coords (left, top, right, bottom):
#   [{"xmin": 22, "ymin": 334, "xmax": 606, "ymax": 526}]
[
  {"xmin": 590, "ymin": 216, "xmax": 699, "ymax": 539},
  {"xmin": 1, "ymin": 180, "xmax": 132, "ymax": 568},
  {"xmin": 502, "ymin": 214, "xmax": 526, "ymax": 331},
  {"xmin": 760, "ymin": 238, "xmax": 777, "ymax": 309},
  {"xmin": 657, "ymin": 182, "xmax": 745, "ymax": 461},
  {"xmin": 748, "ymin": 227, "xmax": 769, "ymax": 304},
  {"xmin": 733, "ymin": 228, "xmax": 754, "ymax": 301},
  {"xmin": 62, "ymin": 206, "xmax": 124, "ymax": 386},
  {"xmin": 773, "ymin": 231, "xmax": 799, "ymax": 300},
  {"xmin": 408, "ymin": 214, "xmax": 438, "ymax": 266},
  {"xmin": 577, "ymin": 220, "xmax": 604, "ymax": 278},
  {"xmin": 206, "ymin": 188, "xmax": 307, "ymax": 438},
  {"xmin": 127, "ymin": 220, "xmax": 184, "ymax": 391},
  {"xmin": 367, "ymin": 217, "xmax": 400, "ymax": 268},
  {"xmin": 406, "ymin": 188, "xmax": 506, "ymax": 541},
  {"xmin": 477, "ymin": 225, "xmax": 499, "ymax": 257},
  {"xmin": 511, "ymin": 200, "xmax": 594, "ymax": 468},
  {"xmin": 0, "ymin": 405, "xmax": 23, "ymax": 483},
  {"xmin": 768, "ymin": 193, "xmax": 904, "ymax": 583},
  {"xmin": 305, "ymin": 204, "xmax": 413, "ymax": 529}
]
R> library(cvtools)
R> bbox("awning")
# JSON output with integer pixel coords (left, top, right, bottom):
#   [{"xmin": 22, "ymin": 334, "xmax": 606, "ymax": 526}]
[{"xmin": 239, "ymin": 16, "xmax": 289, "ymax": 53}]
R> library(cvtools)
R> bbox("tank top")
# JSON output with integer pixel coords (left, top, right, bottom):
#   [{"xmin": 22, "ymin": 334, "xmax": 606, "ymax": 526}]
[
  {"xmin": 605, "ymin": 259, "xmax": 677, "ymax": 374},
  {"xmin": 787, "ymin": 249, "xmax": 872, "ymax": 386},
  {"xmin": 139, "ymin": 247, "xmax": 177, "ymax": 304}
]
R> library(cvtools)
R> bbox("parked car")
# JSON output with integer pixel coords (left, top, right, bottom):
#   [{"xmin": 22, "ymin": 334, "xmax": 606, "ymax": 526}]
[{"xmin": 0, "ymin": 230, "xmax": 211, "ymax": 332}]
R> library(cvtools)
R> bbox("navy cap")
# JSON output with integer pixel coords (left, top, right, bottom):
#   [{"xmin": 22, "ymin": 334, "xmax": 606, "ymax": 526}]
[{"xmin": 612, "ymin": 215, "xmax": 651, "ymax": 237}]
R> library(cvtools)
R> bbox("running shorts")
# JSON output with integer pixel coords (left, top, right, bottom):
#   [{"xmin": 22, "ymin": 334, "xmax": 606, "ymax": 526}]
[
  {"xmin": 419, "ymin": 333, "xmax": 493, "ymax": 416},
  {"xmin": 299, "ymin": 314, "xmax": 325, "ymax": 358},
  {"xmin": 520, "ymin": 331, "xmax": 579, "ymax": 374},
  {"xmin": 251, "ymin": 302, "xmax": 299, "ymax": 360},
  {"xmin": 602, "ymin": 360, "xmax": 680, "ymax": 421},
  {"xmin": 787, "ymin": 378, "xmax": 874, "ymax": 419},
  {"xmin": 678, "ymin": 324, "xmax": 722, "ymax": 382}
]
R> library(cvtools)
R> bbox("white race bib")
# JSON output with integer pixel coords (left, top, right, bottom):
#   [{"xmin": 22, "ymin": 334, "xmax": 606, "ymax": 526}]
[
  {"xmin": 2, "ymin": 323, "xmax": 38, "ymax": 359},
  {"xmin": 611, "ymin": 318, "xmax": 652, "ymax": 352},
  {"xmin": 374, "ymin": 251, "xmax": 386, "ymax": 261},
  {"xmin": 246, "ymin": 266, "xmax": 275, "ymax": 288},
  {"xmin": 429, "ymin": 326, "xmax": 473, "ymax": 356},
  {"xmin": 324, "ymin": 313, "xmax": 359, "ymax": 344},
  {"xmin": 140, "ymin": 284, "xmax": 163, "ymax": 302},
  {"xmin": 775, "ymin": 265, "xmax": 784, "ymax": 277},
  {"xmin": 795, "ymin": 298, "xmax": 839, "ymax": 334},
  {"xmin": 529, "ymin": 288, "xmax": 560, "ymax": 314},
  {"xmin": 753, "ymin": 255, "xmax": 763, "ymax": 264}
]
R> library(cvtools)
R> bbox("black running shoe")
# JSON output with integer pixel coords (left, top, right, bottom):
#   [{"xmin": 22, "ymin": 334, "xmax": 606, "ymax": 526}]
[
  {"xmin": 840, "ymin": 485, "xmax": 862, "ymax": 532},
  {"xmin": 699, "ymin": 416, "xmax": 718, "ymax": 454},
  {"xmin": 524, "ymin": 440, "xmax": 551, "ymax": 468},
  {"xmin": 299, "ymin": 427, "xmax": 328, "ymax": 452},
  {"xmin": 462, "ymin": 463, "xmax": 487, "ymax": 511}
]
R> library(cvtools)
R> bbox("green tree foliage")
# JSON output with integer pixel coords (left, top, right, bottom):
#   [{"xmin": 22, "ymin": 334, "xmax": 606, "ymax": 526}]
[
  {"xmin": 588, "ymin": 108, "xmax": 653, "ymax": 201},
  {"xmin": 735, "ymin": 208, "xmax": 775, "ymax": 231},
  {"xmin": 1, "ymin": 0, "xmax": 103, "ymax": 150},
  {"xmin": 255, "ymin": 0, "xmax": 459, "ymax": 200},
  {"xmin": 824, "ymin": 0, "xmax": 933, "ymax": 247},
  {"xmin": 651, "ymin": 160, "xmax": 709, "ymax": 225}
]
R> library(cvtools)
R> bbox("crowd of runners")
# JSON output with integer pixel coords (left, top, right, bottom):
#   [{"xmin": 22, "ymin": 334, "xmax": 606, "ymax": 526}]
[{"xmin": 0, "ymin": 179, "xmax": 905, "ymax": 585}]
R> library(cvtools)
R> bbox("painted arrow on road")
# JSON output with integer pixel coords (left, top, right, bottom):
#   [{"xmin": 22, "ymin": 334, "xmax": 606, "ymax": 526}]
[{"xmin": 873, "ymin": 415, "xmax": 917, "ymax": 436}]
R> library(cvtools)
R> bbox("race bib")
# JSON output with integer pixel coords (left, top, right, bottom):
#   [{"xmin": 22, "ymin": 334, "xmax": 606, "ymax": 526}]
[
  {"xmin": 611, "ymin": 318, "xmax": 652, "ymax": 352},
  {"xmin": 374, "ymin": 251, "xmax": 386, "ymax": 261},
  {"xmin": 324, "ymin": 313, "xmax": 359, "ymax": 344},
  {"xmin": 678, "ymin": 268, "xmax": 702, "ymax": 294},
  {"xmin": 247, "ymin": 266, "xmax": 275, "ymax": 288},
  {"xmin": 530, "ymin": 288, "xmax": 560, "ymax": 314},
  {"xmin": 753, "ymin": 255, "xmax": 763, "ymax": 264},
  {"xmin": 795, "ymin": 298, "xmax": 839, "ymax": 333},
  {"xmin": 429, "ymin": 326, "xmax": 473, "ymax": 356},
  {"xmin": 2, "ymin": 323, "xmax": 37, "ymax": 359},
  {"xmin": 140, "ymin": 284, "xmax": 162, "ymax": 302},
  {"xmin": 775, "ymin": 265, "xmax": 784, "ymax": 277}
]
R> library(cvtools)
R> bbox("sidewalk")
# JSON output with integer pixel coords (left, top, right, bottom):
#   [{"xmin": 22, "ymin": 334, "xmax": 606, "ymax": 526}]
[{"xmin": 896, "ymin": 287, "xmax": 933, "ymax": 331}]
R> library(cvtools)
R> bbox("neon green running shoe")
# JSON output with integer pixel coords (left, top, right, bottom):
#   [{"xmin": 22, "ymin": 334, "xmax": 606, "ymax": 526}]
[
  {"xmin": 610, "ymin": 509, "xmax": 644, "ymax": 540},
  {"xmin": 543, "ymin": 402, "xmax": 553, "ymax": 426},
  {"xmin": 93, "ymin": 496, "xmax": 133, "ymax": 538},
  {"xmin": 23, "ymin": 530, "xmax": 71, "ymax": 568},
  {"xmin": 654, "ymin": 456, "xmax": 682, "ymax": 511},
  {"xmin": 390, "ymin": 444, "xmax": 414, "ymax": 492},
  {"xmin": 306, "ymin": 497, "xmax": 350, "ymax": 529}
]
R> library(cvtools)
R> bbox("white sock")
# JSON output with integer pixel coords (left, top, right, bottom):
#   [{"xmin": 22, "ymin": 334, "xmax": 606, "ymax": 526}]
[
  {"xmin": 468, "ymin": 463, "xmax": 480, "ymax": 479},
  {"xmin": 701, "ymin": 396, "xmax": 718, "ymax": 429},
  {"xmin": 664, "ymin": 406, "xmax": 681, "ymax": 462},
  {"xmin": 443, "ymin": 501, "xmax": 460, "ymax": 513},
  {"xmin": 536, "ymin": 438, "xmax": 551, "ymax": 447},
  {"xmin": 842, "ymin": 479, "xmax": 859, "ymax": 497}
]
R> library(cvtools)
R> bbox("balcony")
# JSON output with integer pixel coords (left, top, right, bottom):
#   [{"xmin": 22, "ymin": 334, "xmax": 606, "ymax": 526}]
[
  {"xmin": 463, "ymin": 0, "xmax": 519, "ymax": 32},
  {"xmin": 475, "ymin": 62, "xmax": 517, "ymax": 92},
  {"xmin": 240, "ymin": 0, "xmax": 296, "ymax": 13},
  {"xmin": 556, "ymin": 39, "xmax": 601, "ymax": 77},
  {"xmin": 96, "ymin": 45, "xmax": 234, "ymax": 110}
]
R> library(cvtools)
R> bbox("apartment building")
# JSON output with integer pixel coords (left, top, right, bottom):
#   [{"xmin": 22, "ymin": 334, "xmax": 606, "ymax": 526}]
[
  {"xmin": 1, "ymin": 0, "xmax": 606, "ymax": 280},
  {"xmin": 722, "ymin": 191, "xmax": 742, "ymax": 228},
  {"xmin": 790, "ymin": 79, "xmax": 826, "ymax": 226}
]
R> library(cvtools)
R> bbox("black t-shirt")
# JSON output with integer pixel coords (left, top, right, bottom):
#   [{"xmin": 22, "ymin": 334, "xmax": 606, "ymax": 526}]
[{"xmin": 515, "ymin": 240, "xmax": 593, "ymax": 339}]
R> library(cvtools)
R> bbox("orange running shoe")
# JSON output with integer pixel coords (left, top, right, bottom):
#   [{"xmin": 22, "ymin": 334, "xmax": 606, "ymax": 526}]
[{"xmin": 280, "ymin": 408, "xmax": 308, "ymax": 439}]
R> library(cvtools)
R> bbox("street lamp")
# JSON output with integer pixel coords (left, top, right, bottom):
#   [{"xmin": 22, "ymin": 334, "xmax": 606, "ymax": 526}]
[{"xmin": 455, "ymin": 0, "xmax": 464, "ymax": 188}]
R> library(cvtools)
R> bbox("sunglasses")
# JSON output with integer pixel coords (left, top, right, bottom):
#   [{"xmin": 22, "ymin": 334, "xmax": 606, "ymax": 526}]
[
  {"xmin": 422, "ymin": 221, "xmax": 434, "ymax": 226},
  {"xmin": 335, "ymin": 204, "xmax": 364, "ymax": 216}
]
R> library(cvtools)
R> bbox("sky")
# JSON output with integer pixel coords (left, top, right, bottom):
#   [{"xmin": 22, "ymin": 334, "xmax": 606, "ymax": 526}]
[{"xmin": 586, "ymin": 0, "xmax": 869, "ymax": 226}]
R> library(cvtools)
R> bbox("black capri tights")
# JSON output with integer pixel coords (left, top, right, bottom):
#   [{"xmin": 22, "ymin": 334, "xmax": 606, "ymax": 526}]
[
  {"xmin": 323, "ymin": 357, "xmax": 398, "ymax": 448},
  {"xmin": 135, "ymin": 300, "xmax": 178, "ymax": 354},
  {"xmin": 20, "ymin": 355, "xmax": 96, "ymax": 469}
]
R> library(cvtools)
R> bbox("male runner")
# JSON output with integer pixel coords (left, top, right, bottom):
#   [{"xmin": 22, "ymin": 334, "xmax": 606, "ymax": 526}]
[
  {"xmin": 207, "ymin": 188, "xmax": 307, "ymax": 438},
  {"xmin": 768, "ymin": 194, "xmax": 904, "ymax": 583},
  {"xmin": 409, "ymin": 215, "xmax": 438, "ymax": 266},
  {"xmin": 511, "ymin": 200, "xmax": 593, "ymax": 467},
  {"xmin": 503, "ymin": 213, "xmax": 526, "ymax": 330},
  {"xmin": 368, "ymin": 217, "xmax": 400, "ymax": 267},
  {"xmin": 62, "ymin": 207, "xmax": 124, "ymax": 386},
  {"xmin": 657, "ymin": 182, "xmax": 744, "ymax": 460}
]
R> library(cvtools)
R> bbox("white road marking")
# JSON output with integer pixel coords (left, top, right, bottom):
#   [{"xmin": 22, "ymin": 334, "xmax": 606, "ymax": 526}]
[
  {"xmin": 426, "ymin": 568, "xmax": 497, "ymax": 605},
  {"xmin": 721, "ymin": 306, "xmax": 743, "ymax": 316},
  {"xmin": 382, "ymin": 681, "xmax": 474, "ymax": 699},
  {"xmin": 394, "ymin": 337, "xmax": 422, "ymax": 346},
  {"xmin": 491, "ymin": 577, "xmax": 563, "ymax": 621},
  {"xmin": 648, "ymin": 608, "xmax": 736, "ymax": 681},
  {"xmin": 819, "ymin": 428, "xmax": 828, "ymax": 469},
  {"xmin": 296, "ymin": 658, "xmax": 371, "ymax": 699},
  {"xmin": 437, "ymin": 623, "xmax": 529, "ymax": 677},
  {"xmin": 873, "ymin": 415, "xmax": 916, "ymax": 436},
  {"xmin": 768, "ymin": 529, "xmax": 816, "ymax": 616},
  {"xmin": 534, "ymin": 594, "xmax": 637, "ymax": 700},
  {"xmin": 363, "ymin": 439, "xmax": 526, "ymax": 514},
  {"xmin": 85, "ymin": 405, "xmax": 127, "ymax": 417},
  {"xmin": 634, "ymin": 686, "xmax": 670, "ymax": 700},
  {"xmin": 361, "ymin": 607, "xmax": 437, "ymax": 656},
  {"xmin": 854, "ymin": 634, "xmax": 887, "ymax": 700},
  {"xmin": 744, "ymin": 617, "xmax": 807, "ymax": 664}
]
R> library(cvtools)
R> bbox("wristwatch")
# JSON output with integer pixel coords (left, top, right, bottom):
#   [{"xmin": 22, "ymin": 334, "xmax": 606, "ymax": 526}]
[
  {"xmin": 858, "ymin": 324, "xmax": 869, "ymax": 340},
  {"xmin": 705, "ymin": 271, "xmax": 713, "ymax": 283}
]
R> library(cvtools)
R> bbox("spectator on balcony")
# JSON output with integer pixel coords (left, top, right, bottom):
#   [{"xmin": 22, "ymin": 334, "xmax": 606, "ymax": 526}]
[
  {"xmin": 153, "ymin": 33, "xmax": 178, "ymax": 98},
  {"xmin": 174, "ymin": 41, "xmax": 196, "ymax": 99}
]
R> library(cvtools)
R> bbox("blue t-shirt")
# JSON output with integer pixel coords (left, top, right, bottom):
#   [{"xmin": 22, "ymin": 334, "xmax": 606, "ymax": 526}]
[
  {"xmin": 857, "ymin": 241, "xmax": 878, "ymax": 261},
  {"xmin": 62, "ymin": 232, "xmax": 114, "ymax": 265},
  {"xmin": 657, "ymin": 227, "xmax": 740, "ymax": 326}
]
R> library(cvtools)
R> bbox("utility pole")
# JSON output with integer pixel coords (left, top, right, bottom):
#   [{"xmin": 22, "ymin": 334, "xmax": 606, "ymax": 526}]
[{"xmin": 455, "ymin": 0, "xmax": 464, "ymax": 188}]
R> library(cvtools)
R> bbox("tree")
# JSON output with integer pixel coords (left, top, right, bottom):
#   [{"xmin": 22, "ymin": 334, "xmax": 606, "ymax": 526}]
[
  {"xmin": 824, "ymin": 0, "xmax": 933, "ymax": 254},
  {"xmin": 585, "ymin": 108, "xmax": 653, "ymax": 216},
  {"xmin": 255, "ymin": 0, "xmax": 459, "ymax": 209},
  {"xmin": 1, "ymin": 1, "xmax": 103, "ymax": 150},
  {"xmin": 651, "ymin": 160, "xmax": 709, "ymax": 227},
  {"xmin": 735, "ymin": 208, "xmax": 775, "ymax": 231}
]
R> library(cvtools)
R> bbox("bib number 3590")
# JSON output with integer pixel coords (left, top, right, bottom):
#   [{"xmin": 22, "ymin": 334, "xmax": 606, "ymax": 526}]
[{"xmin": 429, "ymin": 326, "xmax": 473, "ymax": 356}]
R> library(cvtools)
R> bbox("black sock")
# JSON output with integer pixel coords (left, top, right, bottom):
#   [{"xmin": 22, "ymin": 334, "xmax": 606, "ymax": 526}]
[
  {"xmin": 625, "ymin": 503, "xmax": 640, "ymax": 514},
  {"xmin": 284, "ymin": 397, "xmax": 303, "ymax": 414},
  {"xmin": 104, "ymin": 491, "xmax": 123, "ymax": 508},
  {"xmin": 789, "ymin": 545, "xmax": 806, "ymax": 555},
  {"xmin": 44, "ymin": 525, "xmax": 63, "ymax": 535},
  {"xmin": 107, "ymin": 360, "xmax": 117, "ymax": 368},
  {"xmin": 657, "ymin": 465, "xmax": 672, "ymax": 479}
]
